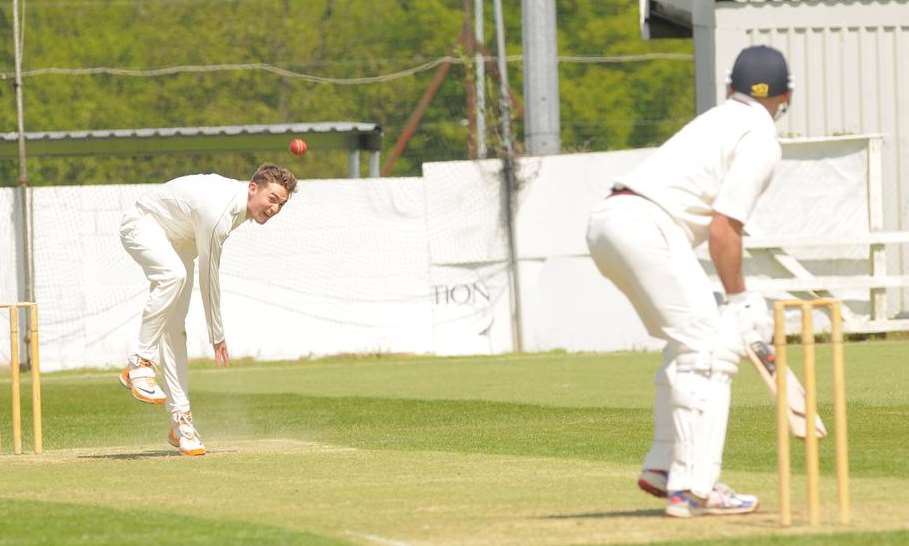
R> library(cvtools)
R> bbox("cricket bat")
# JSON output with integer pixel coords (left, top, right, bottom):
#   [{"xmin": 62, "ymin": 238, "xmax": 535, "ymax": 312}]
[{"xmin": 745, "ymin": 337, "xmax": 828, "ymax": 439}]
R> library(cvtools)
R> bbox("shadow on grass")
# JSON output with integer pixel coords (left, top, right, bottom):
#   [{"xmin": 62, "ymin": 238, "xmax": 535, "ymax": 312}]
[
  {"xmin": 539, "ymin": 508, "xmax": 664, "ymax": 519},
  {"xmin": 77, "ymin": 447, "xmax": 240, "ymax": 460},
  {"xmin": 77, "ymin": 449, "xmax": 180, "ymax": 460}
]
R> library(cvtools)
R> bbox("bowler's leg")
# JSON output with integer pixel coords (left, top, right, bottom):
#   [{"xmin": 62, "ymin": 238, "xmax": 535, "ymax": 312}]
[
  {"xmin": 158, "ymin": 247, "xmax": 205, "ymax": 456},
  {"xmin": 118, "ymin": 211, "xmax": 184, "ymax": 405},
  {"xmin": 159, "ymin": 247, "xmax": 194, "ymax": 415}
]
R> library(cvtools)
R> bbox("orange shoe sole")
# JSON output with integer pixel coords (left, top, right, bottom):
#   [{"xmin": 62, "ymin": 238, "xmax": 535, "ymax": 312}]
[{"xmin": 168, "ymin": 429, "xmax": 206, "ymax": 456}]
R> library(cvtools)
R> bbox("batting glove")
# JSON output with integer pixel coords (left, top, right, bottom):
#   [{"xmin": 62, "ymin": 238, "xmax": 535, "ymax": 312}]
[{"xmin": 723, "ymin": 291, "xmax": 773, "ymax": 343}]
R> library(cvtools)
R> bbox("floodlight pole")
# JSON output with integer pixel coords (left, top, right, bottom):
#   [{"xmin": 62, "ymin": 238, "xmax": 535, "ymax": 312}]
[
  {"xmin": 521, "ymin": 0, "xmax": 560, "ymax": 155},
  {"xmin": 493, "ymin": 0, "xmax": 523, "ymax": 353}
]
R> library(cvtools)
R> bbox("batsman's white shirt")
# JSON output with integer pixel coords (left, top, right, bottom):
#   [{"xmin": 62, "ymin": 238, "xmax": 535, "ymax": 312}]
[
  {"xmin": 134, "ymin": 174, "xmax": 248, "ymax": 345},
  {"xmin": 614, "ymin": 93, "xmax": 781, "ymax": 245},
  {"xmin": 587, "ymin": 93, "xmax": 782, "ymax": 498}
]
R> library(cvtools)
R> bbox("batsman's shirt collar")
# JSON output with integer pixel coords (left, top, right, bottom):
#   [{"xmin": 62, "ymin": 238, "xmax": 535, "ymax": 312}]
[{"xmin": 730, "ymin": 92, "xmax": 772, "ymax": 119}]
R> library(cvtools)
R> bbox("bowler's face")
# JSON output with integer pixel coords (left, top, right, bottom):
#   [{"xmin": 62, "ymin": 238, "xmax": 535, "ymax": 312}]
[{"xmin": 247, "ymin": 181, "xmax": 289, "ymax": 224}]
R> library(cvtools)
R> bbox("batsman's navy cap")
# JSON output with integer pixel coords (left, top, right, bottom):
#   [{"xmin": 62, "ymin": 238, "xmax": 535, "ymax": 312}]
[{"xmin": 729, "ymin": 45, "xmax": 791, "ymax": 98}]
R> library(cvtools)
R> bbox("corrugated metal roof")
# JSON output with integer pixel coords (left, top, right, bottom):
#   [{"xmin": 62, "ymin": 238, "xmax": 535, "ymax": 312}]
[
  {"xmin": 0, "ymin": 122, "xmax": 383, "ymax": 159},
  {"xmin": 642, "ymin": 0, "xmax": 866, "ymax": 40},
  {"xmin": 0, "ymin": 122, "xmax": 380, "ymax": 143}
]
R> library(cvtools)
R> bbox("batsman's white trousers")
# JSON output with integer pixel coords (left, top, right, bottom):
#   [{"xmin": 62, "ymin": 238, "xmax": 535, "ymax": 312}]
[
  {"xmin": 586, "ymin": 193, "xmax": 740, "ymax": 498},
  {"xmin": 120, "ymin": 209, "xmax": 194, "ymax": 414}
]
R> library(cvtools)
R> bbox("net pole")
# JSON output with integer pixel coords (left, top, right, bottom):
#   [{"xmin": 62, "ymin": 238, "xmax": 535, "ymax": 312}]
[
  {"xmin": 13, "ymin": 0, "xmax": 36, "ymax": 369},
  {"xmin": 493, "ymin": 0, "xmax": 523, "ymax": 352}
]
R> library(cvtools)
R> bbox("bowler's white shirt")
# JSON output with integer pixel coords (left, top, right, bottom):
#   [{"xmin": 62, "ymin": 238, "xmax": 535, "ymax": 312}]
[
  {"xmin": 135, "ymin": 174, "xmax": 248, "ymax": 344},
  {"xmin": 614, "ymin": 93, "xmax": 781, "ymax": 247}
]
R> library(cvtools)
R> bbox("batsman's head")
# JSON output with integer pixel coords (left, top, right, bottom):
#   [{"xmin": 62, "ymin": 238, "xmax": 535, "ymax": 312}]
[
  {"xmin": 247, "ymin": 163, "xmax": 297, "ymax": 224},
  {"xmin": 727, "ymin": 45, "xmax": 793, "ymax": 120}
]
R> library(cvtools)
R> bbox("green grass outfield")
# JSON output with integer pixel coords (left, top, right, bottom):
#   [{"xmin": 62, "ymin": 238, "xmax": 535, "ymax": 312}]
[{"xmin": 1, "ymin": 341, "xmax": 908, "ymax": 546}]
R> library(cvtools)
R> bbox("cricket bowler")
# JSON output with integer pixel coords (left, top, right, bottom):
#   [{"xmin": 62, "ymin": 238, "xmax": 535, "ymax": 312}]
[{"xmin": 118, "ymin": 164, "xmax": 296, "ymax": 456}]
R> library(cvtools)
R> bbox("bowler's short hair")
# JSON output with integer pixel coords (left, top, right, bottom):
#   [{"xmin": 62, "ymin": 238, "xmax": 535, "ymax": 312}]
[{"xmin": 252, "ymin": 164, "xmax": 297, "ymax": 194}]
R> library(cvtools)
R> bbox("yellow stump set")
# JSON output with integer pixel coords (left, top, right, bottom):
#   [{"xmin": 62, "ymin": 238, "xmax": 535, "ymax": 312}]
[
  {"xmin": 773, "ymin": 298, "xmax": 849, "ymax": 527},
  {"xmin": 1, "ymin": 302, "xmax": 42, "ymax": 455}
]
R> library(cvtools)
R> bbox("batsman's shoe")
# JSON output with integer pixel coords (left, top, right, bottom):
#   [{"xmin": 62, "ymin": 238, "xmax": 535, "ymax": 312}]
[
  {"xmin": 702, "ymin": 483, "xmax": 759, "ymax": 516},
  {"xmin": 665, "ymin": 487, "xmax": 759, "ymax": 518},
  {"xmin": 638, "ymin": 469, "xmax": 669, "ymax": 498},
  {"xmin": 168, "ymin": 412, "xmax": 206, "ymax": 456},
  {"xmin": 665, "ymin": 490, "xmax": 707, "ymax": 518},
  {"xmin": 119, "ymin": 358, "xmax": 166, "ymax": 405},
  {"xmin": 639, "ymin": 470, "xmax": 754, "ymax": 506}
]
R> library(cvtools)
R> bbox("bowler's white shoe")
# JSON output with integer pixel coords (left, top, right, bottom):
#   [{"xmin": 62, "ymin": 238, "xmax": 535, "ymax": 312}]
[
  {"xmin": 168, "ymin": 411, "xmax": 206, "ymax": 456},
  {"xmin": 119, "ymin": 358, "xmax": 166, "ymax": 405}
]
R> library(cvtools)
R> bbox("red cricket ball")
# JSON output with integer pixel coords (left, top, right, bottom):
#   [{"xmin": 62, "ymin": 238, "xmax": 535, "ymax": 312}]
[{"xmin": 289, "ymin": 138, "xmax": 308, "ymax": 156}]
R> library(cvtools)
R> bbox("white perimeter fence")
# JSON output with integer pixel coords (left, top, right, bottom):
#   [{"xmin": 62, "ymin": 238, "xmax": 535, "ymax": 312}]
[{"xmin": 2, "ymin": 134, "xmax": 907, "ymax": 371}]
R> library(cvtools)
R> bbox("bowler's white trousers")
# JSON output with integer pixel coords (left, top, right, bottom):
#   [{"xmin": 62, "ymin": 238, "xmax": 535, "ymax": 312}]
[
  {"xmin": 120, "ymin": 208, "xmax": 194, "ymax": 414},
  {"xmin": 586, "ymin": 193, "xmax": 742, "ymax": 498}
]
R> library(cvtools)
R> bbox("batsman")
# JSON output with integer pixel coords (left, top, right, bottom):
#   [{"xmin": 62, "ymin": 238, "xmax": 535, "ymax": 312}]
[{"xmin": 586, "ymin": 45, "xmax": 793, "ymax": 517}]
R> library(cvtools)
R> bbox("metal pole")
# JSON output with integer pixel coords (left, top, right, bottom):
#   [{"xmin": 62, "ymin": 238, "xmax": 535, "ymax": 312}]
[
  {"xmin": 347, "ymin": 149, "xmax": 360, "ymax": 178},
  {"xmin": 368, "ymin": 151, "xmax": 380, "ymax": 178},
  {"xmin": 521, "ymin": 0, "xmax": 560, "ymax": 155},
  {"xmin": 492, "ymin": 0, "xmax": 523, "ymax": 352},
  {"xmin": 463, "ymin": 0, "xmax": 477, "ymax": 158},
  {"xmin": 13, "ymin": 0, "xmax": 28, "ymax": 182},
  {"xmin": 13, "ymin": 0, "xmax": 35, "ymax": 369},
  {"xmin": 474, "ymin": 0, "xmax": 487, "ymax": 158}
]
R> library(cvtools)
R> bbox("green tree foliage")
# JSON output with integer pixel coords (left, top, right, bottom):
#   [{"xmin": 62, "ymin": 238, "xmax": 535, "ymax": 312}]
[{"xmin": 0, "ymin": 0, "xmax": 692, "ymax": 186}]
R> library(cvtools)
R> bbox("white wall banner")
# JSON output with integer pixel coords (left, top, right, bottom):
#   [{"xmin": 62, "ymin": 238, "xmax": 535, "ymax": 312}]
[
  {"xmin": 0, "ymin": 137, "xmax": 896, "ymax": 370},
  {"xmin": 429, "ymin": 263, "xmax": 507, "ymax": 356}
]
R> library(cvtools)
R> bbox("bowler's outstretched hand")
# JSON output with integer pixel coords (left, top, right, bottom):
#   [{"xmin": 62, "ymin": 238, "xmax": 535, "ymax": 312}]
[{"xmin": 214, "ymin": 341, "xmax": 230, "ymax": 368}]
